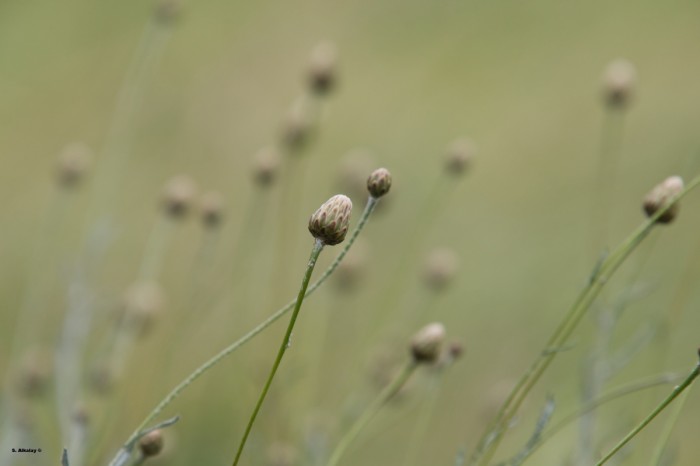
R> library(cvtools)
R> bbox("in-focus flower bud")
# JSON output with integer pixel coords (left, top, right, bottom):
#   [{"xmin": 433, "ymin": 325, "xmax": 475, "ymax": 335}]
[
  {"xmin": 308, "ymin": 41, "xmax": 338, "ymax": 96},
  {"xmin": 410, "ymin": 322, "xmax": 446, "ymax": 364},
  {"xmin": 367, "ymin": 168, "xmax": 392, "ymax": 198},
  {"xmin": 308, "ymin": 194, "xmax": 352, "ymax": 245},
  {"xmin": 602, "ymin": 59, "xmax": 637, "ymax": 108},
  {"xmin": 445, "ymin": 138, "xmax": 476, "ymax": 175},
  {"xmin": 642, "ymin": 176, "xmax": 684, "ymax": 224},
  {"xmin": 138, "ymin": 429, "xmax": 164, "ymax": 458},
  {"xmin": 162, "ymin": 175, "xmax": 196, "ymax": 218}
]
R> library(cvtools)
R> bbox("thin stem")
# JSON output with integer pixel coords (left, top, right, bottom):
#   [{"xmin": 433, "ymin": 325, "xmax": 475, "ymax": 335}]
[
  {"xmin": 231, "ymin": 239, "xmax": 325, "ymax": 466},
  {"xmin": 108, "ymin": 198, "xmax": 378, "ymax": 466},
  {"xmin": 471, "ymin": 176, "xmax": 700, "ymax": 466},
  {"xmin": 648, "ymin": 384, "xmax": 693, "ymax": 466},
  {"xmin": 595, "ymin": 362, "xmax": 700, "ymax": 466},
  {"xmin": 327, "ymin": 360, "xmax": 417, "ymax": 466}
]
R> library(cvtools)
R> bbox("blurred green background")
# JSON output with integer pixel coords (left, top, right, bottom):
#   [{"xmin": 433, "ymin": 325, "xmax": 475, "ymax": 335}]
[{"xmin": 2, "ymin": 0, "xmax": 700, "ymax": 465}]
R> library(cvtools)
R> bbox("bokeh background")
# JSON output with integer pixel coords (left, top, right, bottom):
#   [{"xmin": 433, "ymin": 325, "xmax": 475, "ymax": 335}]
[{"xmin": 2, "ymin": 1, "xmax": 700, "ymax": 465}]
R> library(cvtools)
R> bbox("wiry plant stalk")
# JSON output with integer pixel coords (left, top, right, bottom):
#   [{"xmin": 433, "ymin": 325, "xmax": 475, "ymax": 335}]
[
  {"xmin": 470, "ymin": 176, "xmax": 700, "ymax": 466},
  {"xmin": 327, "ymin": 360, "xmax": 417, "ymax": 466},
  {"xmin": 648, "ymin": 384, "xmax": 693, "ymax": 466},
  {"xmin": 231, "ymin": 238, "xmax": 325, "ymax": 465},
  {"xmin": 595, "ymin": 358, "xmax": 700, "ymax": 466}
]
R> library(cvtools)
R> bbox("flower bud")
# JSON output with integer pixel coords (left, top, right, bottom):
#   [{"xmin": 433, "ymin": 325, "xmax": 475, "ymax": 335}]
[
  {"xmin": 308, "ymin": 41, "xmax": 338, "ymax": 95},
  {"xmin": 199, "ymin": 191, "xmax": 224, "ymax": 228},
  {"xmin": 423, "ymin": 248, "xmax": 459, "ymax": 291},
  {"xmin": 281, "ymin": 102, "xmax": 312, "ymax": 152},
  {"xmin": 308, "ymin": 194, "xmax": 352, "ymax": 245},
  {"xmin": 253, "ymin": 147, "xmax": 280, "ymax": 187},
  {"xmin": 445, "ymin": 138, "xmax": 475, "ymax": 175},
  {"xmin": 642, "ymin": 176, "xmax": 684, "ymax": 224},
  {"xmin": 154, "ymin": 0, "xmax": 182, "ymax": 24},
  {"xmin": 162, "ymin": 175, "xmax": 196, "ymax": 218},
  {"xmin": 602, "ymin": 59, "xmax": 636, "ymax": 108},
  {"xmin": 124, "ymin": 282, "xmax": 165, "ymax": 336},
  {"xmin": 138, "ymin": 429, "xmax": 164, "ymax": 458},
  {"xmin": 410, "ymin": 322, "xmax": 446, "ymax": 364},
  {"xmin": 56, "ymin": 143, "xmax": 91, "ymax": 188},
  {"xmin": 367, "ymin": 168, "xmax": 392, "ymax": 198},
  {"xmin": 16, "ymin": 348, "xmax": 52, "ymax": 398}
]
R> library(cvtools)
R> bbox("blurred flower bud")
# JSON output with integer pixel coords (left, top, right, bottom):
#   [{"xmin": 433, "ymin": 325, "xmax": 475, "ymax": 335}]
[
  {"xmin": 16, "ymin": 348, "xmax": 52, "ymax": 398},
  {"xmin": 253, "ymin": 147, "xmax": 280, "ymax": 187},
  {"xmin": 308, "ymin": 194, "xmax": 352, "ymax": 245},
  {"xmin": 445, "ymin": 138, "xmax": 475, "ymax": 176},
  {"xmin": 124, "ymin": 282, "xmax": 165, "ymax": 336},
  {"xmin": 199, "ymin": 191, "xmax": 224, "ymax": 228},
  {"xmin": 282, "ymin": 102, "xmax": 312, "ymax": 153},
  {"xmin": 423, "ymin": 248, "xmax": 460, "ymax": 291},
  {"xmin": 642, "ymin": 176, "xmax": 684, "ymax": 224},
  {"xmin": 367, "ymin": 168, "xmax": 392, "ymax": 198},
  {"xmin": 602, "ymin": 59, "xmax": 637, "ymax": 108},
  {"xmin": 139, "ymin": 429, "xmax": 164, "ymax": 458},
  {"xmin": 162, "ymin": 175, "xmax": 196, "ymax": 218},
  {"xmin": 410, "ymin": 322, "xmax": 446, "ymax": 364},
  {"xmin": 56, "ymin": 143, "xmax": 91, "ymax": 188},
  {"xmin": 308, "ymin": 41, "xmax": 338, "ymax": 96},
  {"xmin": 153, "ymin": 0, "xmax": 182, "ymax": 24}
]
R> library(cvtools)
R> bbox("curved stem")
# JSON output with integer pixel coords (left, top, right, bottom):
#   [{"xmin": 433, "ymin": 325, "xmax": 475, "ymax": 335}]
[
  {"xmin": 327, "ymin": 360, "xmax": 417, "ymax": 466},
  {"xmin": 596, "ymin": 362, "xmax": 699, "ymax": 466},
  {"xmin": 231, "ymin": 239, "xmax": 324, "ymax": 465},
  {"xmin": 107, "ymin": 197, "xmax": 378, "ymax": 466}
]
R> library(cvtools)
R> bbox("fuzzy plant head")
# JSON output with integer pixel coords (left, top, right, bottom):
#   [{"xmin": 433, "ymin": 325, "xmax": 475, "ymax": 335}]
[
  {"xmin": 602, "ymin": 59, "xmax": 637, "ymax": 109},
  {"xmin": 367, "ymin": 167, "xmax": 392, "ymax": 198},
  {"xmin": 308, "ymin": 194, "xmax": 353, "ymax": 245},
  {"xmin": 410, "ymin": 322, "xmax": 446, "ymax": 364},
  {"xmin": 138, "ymin": 429, "xmax": 164, "ymax": 458},
  {"xmin": 642, "ymin": 175, "xmax": 684, "ymax": 224},
  {"xmin": 445, "ymin": 138, "xmax": 476, "ymax": 176},
  {"xmin": 162, "ymin": 175, "xmax": 196, "ymax": 219},
  {"xmin": 56, "ymin": 142, "xmax": 91, "ymax": 188},
  {"xmin": 199, "ymin": 191, "xmax": 224, "ymax": 228},
  {"xmin": 308, "ymin": 41, "xmax": 338, "ymax": 96},
  {"xmin": 253, "ymin": 147, "xmax": 280, "ymax": 187}
]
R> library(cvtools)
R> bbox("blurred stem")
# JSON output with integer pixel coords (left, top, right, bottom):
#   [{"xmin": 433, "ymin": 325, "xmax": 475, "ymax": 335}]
[
  {"xmin": 404, "ymin": 372, "xmax": 445, "ymax": 466},
  {"xmin": 471, "ymin": 176, "xmax": 700, "ymax": 466},
  {"xmin": 595, "ymin": 362, "xmax": 699, "ymax": 466},
  {"xmin": 231, "ymin": 239, "xmax": 325, "ymax": 466},
  {"xmin": 327, "ymin": 360, "xmax": 417, "ymax": 466},
  {"xmin": 591, "ymin": 107, "xmax": 626, "ymax": 256},
  {"xmin": 109, "ymin": 197, "xmax": 379, "ymax": 466}
]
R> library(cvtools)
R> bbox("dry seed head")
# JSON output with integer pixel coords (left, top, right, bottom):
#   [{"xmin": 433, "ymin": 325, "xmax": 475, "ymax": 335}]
[
  {"xmin": 199, "ymin": 191, "xmax": 224, "ymax": 228},
  {"xmin": 602, "ymin": 59, "xmax": 637, "ymax": 108},
  {"xmin": 410, "ymin": 322, "xmax": 446, "ymax": 364},
  {"xmin": 124, "ymin": 282, "xmax": 165, "ymax": 336},
  {"xmin": 642, "ymin": 176, "xmax": 684, "ymax": 224},
  {"xmin": 367, "ymin": 167, "xmax": 392, "ymax": 198},
  {"xmin": 162, "ymin": 175, "xmax": 196, "ymax": 218},
  {"xmin": 423, "ymin": 248, "xmax": 460, "ymax": 291},
  {"xmin": 308, "ymin": 194, "xmax": 352, "ymax": 245},
  {"xmin": 56, "ymin": 142, "xmax": 91, "ymax": 188},
  {"xmin": 253, "ymin": 147, "xmax": 280, "ymax": 187},
  {"xmin": 138, "ymin": 429, "xmax": 165, "ymax": 458},
  {"xmin": 308, "ymin": 41, "xmax": 338, "ymax": 95},
  {"xmin": 445, "ymin": 138, "xmax": 476, "ymax": 175}
]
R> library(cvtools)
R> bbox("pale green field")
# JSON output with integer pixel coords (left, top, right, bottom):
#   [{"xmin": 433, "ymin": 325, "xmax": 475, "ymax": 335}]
[{"xmin": 2, "ymin": 1, "xmax": 700, "ymax": 465}]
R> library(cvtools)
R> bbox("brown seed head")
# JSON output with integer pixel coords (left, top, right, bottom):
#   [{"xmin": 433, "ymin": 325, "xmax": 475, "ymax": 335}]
[
  {"xmin": 308, "ymin": 41, "xmax": 338, "ymax": 95},
  {"xmin": 602, "ymin": 59, "xmax": 637, "ymax": 108},
  {"xmin": 162, "ymin": 175, "xmax": 196, "ymax": 218},
  {"xmin": 308, "ymin": 194, "xmax": 353, "ymax": 245},
  {"xmin": 423, "ymin": 248, "xmax": 460, "ymax": 291},
  {"xmin": 138, "ymin": 429, "xmax": 164, "ymax": 458},
  {"xmin": 253, "ymin": 147, "xmax": 280, "ymax": 187},
  {"xmin": 56, "ymin": 143, "xmax": 91, "ymax": 188},
  {"xmin": 410, "ymin": 322, "xmax": 446, "ymax": 364},
  {"xmin": 642, "ymin": 176, "xmax": 684, "ymax": 224},
  {"xmin": 199, "ymin": 191, "xmax": 224, "ymax": 228},
  {"xmin": 367, "ymin": 167, "xmax": 392, "ymax": 198},
  {"xmin": 445, "ymin": 138, "xmax": 476, "ymax": 175}
]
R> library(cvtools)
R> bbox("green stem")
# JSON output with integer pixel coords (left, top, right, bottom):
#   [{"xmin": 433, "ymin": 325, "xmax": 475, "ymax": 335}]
[
  {"xmin": 231, "ymin": 239, "xmax": 324, "ymax": 466},
  {"xmin": 108, "ymin": 197, "xmax": 378, "ymax": 466},
  {"xmin": 595, "ymin": 362, "xmax": 700, "ymax": 466},
  {"xmin": 472, "ymin": 176, "xmax": 700, "ymax": 466},
  {"xmin": 327, "ymin": 360, "xmax": 417, "ymax": 466},
  {"xmin": 648, "ymin": 383, "xmax": 693, "ymax": 466}
]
